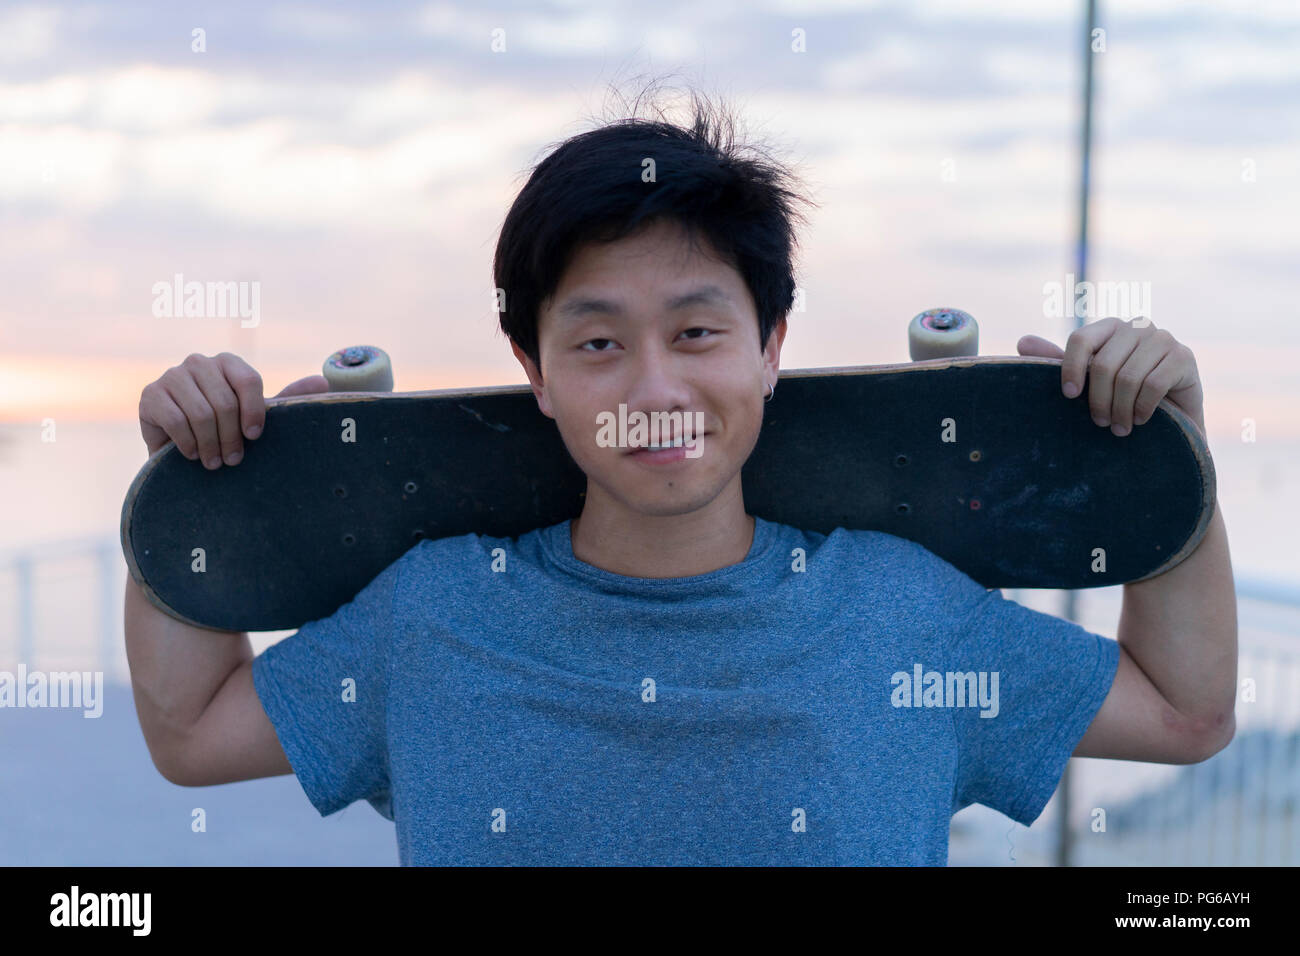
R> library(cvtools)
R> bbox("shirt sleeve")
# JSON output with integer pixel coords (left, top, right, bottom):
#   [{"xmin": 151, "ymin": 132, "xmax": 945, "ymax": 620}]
[
  {"xmin": 250, "ymin": 554, "xmax": 407, "ymax": 821},
  {"xmin": 946, "ymin": 587, "xmax": 1121, "ymax": 825}
]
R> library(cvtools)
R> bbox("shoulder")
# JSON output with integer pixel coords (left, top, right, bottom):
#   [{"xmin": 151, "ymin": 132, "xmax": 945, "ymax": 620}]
[
  {"xmin": 795, "ymin": 524, "xmax": 982, "ymax": 581},
  {"xmin": 787, "ymin": 523, "xmax": 994, "ymax": 613},
  {"xmin": 398, "ymin": 530, "xmax": 494, "ymax": 589},
  {"xmin": 408, "ymin": 525, "xmax": 545, "ymax": 567},
  {"xmin": 399, "ymin": 524, "xmax": 552, "ymax": 592}
]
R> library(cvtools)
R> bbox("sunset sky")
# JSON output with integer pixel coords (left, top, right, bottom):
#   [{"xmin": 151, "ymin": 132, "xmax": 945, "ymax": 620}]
[{"xmin": 2, "ymin": 0, "xmax": 1297, "ymax": 440}]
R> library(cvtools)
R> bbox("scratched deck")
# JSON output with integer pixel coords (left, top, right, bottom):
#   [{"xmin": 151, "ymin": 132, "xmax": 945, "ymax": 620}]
[{"xmin": 121, "ymin": 357, "xmax": 1215, "ymax": 631}]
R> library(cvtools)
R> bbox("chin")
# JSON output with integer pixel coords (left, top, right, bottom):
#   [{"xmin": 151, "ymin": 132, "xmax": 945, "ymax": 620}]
[{"xmin": 620, "ymin": 481, "xmax": 730, "ymax": 518}]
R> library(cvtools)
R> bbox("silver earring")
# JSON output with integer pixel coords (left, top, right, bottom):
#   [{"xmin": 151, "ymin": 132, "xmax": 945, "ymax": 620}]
[{"xmin": 764, "ymin": 381, "xmax": 775, "ymax": 403}]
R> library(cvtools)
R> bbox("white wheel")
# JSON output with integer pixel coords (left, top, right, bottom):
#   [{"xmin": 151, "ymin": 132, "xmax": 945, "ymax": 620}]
[
  {"xmin": 323, "ymin": 345, "xmax": 393, "ymax": 391},
  {"xmin": 908, "ymin": 309, "xmax": 978, "ymax": 360}
]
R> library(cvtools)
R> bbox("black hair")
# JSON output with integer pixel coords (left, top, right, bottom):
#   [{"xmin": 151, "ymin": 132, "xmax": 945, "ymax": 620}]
[{"xmin": 493, "ymin": 82, "xmax": 817, "ymax": 376}]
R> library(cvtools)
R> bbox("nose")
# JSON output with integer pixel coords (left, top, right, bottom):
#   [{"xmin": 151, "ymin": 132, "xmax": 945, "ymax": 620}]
[{"xmin": 622, "ymin": 347, "xmax": 694, "ymax": 417}]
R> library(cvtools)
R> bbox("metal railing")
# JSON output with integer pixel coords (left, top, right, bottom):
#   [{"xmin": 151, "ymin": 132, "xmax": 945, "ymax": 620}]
[
  {"xmin": 0, "ymin": 535, "xmax": 122, "ymax": 679},
  {"xmin": 1000, "ymin": 580, "xmax": 1300, "ymax": 867},
  {"xmin": 1070, "ymin": 650, "xmax": 1300, "ymax": 866}
]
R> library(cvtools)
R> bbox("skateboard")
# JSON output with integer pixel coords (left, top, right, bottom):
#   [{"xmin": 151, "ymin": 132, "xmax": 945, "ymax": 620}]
[{"xmin": 121, "ymin": 315, "xmax": 1216, "ymax": 631}]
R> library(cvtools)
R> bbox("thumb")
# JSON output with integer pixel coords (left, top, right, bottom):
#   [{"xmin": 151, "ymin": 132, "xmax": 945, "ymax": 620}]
[
  {"xmin": 275, "ymin": 374, "xmax": 331, "ymax": 398},
  {"xmin": 1016, "ymin": 334, "xmax": 1065, "ymax": 359}
]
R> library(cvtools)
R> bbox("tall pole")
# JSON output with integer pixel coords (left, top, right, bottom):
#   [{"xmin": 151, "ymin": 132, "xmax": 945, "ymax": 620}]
[{"xmin": 1057, "ymin": 0, "xmax": 1097, "ymax": 869}]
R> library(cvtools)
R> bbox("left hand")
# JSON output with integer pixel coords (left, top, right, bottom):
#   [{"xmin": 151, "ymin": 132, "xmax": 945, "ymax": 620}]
[{"xmin": 1017, "ymin": 317, "xmax": 1205, "ymax": 437}]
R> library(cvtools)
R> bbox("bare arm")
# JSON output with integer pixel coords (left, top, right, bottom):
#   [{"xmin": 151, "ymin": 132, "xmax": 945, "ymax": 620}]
[
  {"xmin": 126, "ymin": 353, "xmax": 328, "ymax": 785},
  {"xmin": 1074, "ymin": 500, "xmax": 1237, "ymax": 762},
  {"xmin": 1019, "ymin": 319, "xmax": 1238, "ymax": 763},
  {"xmin": 124, "ymin": 577, "xmax": 291, "ymax": 784},
  {"xmin": 1115, "ymin": 498, "xmax": 1237, "ymax": 737}
]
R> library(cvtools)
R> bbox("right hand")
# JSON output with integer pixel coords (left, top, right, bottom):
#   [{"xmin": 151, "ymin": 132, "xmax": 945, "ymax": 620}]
[{"xmin": 139, "ymin": 352, "xmax": 329, "ymax": 465}]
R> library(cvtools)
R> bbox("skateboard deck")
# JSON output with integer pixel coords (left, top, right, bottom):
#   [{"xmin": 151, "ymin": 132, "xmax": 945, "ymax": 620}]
[{"xmin": 121, "ymin": 356, "xmax": 1216, "ymax": 632}]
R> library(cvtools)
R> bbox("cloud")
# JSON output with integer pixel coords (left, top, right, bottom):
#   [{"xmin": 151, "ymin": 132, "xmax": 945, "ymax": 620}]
[
  {"xmin": 0, "ymin": 5, "xmax": 60, "ymax": 64},
  {"xmin": 0, "ymin": 0, "xmax": 1295, "ymax": 430},
  {"xmin": 0, "ymin": 65, "xmax": 566, "ymax": 226}
]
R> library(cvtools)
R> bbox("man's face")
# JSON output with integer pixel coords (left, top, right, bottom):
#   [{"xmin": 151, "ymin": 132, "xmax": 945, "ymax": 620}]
[{"xmin": 514, "ymin": 217, "xmax": 786, "ymax": 520}]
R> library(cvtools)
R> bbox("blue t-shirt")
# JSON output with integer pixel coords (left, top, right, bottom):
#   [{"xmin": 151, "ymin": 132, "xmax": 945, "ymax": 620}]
[{"xmin": 251, "ymin": 516, "xmax": 1119, "ymax": 865}]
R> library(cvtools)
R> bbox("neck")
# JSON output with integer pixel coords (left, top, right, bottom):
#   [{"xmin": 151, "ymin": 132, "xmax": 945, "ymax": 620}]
[{"xmin": 569, "ymin": 480, "xmax": 756, "ymax": 578}]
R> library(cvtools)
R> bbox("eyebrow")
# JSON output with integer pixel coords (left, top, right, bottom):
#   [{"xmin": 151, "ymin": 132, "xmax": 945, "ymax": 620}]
[{"xmin": 554, "ymin": 284, "xmax": 732, "ymax": 323}]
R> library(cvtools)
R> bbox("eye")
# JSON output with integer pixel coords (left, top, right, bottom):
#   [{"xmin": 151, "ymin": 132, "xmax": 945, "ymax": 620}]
[
  {"xmin": 680, "ymin": 327, "xmax": 715, "ymax": 340},
  {"xmin": 580, "ymin": 338, "xmax": 616, "ymax": 352}
]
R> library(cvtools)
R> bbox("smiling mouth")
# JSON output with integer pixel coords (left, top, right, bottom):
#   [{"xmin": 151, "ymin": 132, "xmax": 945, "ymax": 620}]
[{"xmin": 624, "ymin": 433, "xmax": 711, "ymax": 454}]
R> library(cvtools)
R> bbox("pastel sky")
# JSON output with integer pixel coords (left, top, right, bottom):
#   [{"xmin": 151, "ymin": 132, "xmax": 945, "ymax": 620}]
[{"xmin": 1, "ymin": 0, "xmax": 1297, "ymax": 440}]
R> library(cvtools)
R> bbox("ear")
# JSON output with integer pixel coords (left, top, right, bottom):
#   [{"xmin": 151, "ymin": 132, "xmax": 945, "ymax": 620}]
[
  {"xmin": 510, "ymin": 339, "xmax": 553, "ymax": 419},
  {"xmin": 762, "ymin": 316, "xmax": 788, "ymax": 387}
]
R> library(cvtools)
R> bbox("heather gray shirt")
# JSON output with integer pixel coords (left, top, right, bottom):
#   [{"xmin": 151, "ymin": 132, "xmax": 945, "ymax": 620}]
[{"xmin": 252, "ymin": 517, "xmax": 1119, "ymax": 865}]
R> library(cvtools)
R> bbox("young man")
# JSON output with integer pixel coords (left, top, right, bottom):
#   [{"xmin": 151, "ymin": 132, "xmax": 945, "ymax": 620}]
[{"xmin": 128, "ymin": 95, "xmax": 1237, "ymax": 865}]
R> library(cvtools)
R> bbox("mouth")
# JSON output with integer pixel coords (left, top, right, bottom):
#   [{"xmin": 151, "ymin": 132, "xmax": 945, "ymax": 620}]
[{"xmin": 624, "ymin": 433, "xmax": 710, "ymax": 455}]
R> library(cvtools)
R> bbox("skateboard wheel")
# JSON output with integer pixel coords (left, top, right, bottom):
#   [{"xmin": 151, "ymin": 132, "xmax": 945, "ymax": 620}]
[
  {"xmin": 908, "ymin": 308, "xmax": 978, "ymax": 360},
  {"xmin": 323, "ymin": 345, "xmax": 393, "ymax": 392}
]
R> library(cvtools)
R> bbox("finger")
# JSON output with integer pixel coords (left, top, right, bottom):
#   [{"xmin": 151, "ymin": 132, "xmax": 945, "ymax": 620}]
[
  {"xmin": 142, "ymin": 388, "xmax": 200, "ymax": 459},
  {"xmin": 1109, "ymin": 331, "xmax": 1174, "ymax": 435},
  {"xmin": 188, "ymin": 359, "xmax": 246, "ymax": 466},
  {"xmin": 1085, "ymin": 324, "xmax": 1141, "ymax": 427},
  {"xmin": 275, "ymin": 374, "xmax": 330, "ymax": 398},
  {"xmin": 216, "ymin": 353, "xmax": 266, "ymax": 440},
  {"xmin": 1133, "ymin": 349, "xmax": 1184, "ymax": 427},
  {"xmin": 1016, "ymin": 334, "xmax": 1065, "ymax": 359},
  {"xmin": 1061, "ymin": 317, "xmax": 1121, "ymax": 399},
  {"xmin": 162, "ymin": 368, "xmax": 223, "ymax": 469}
]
